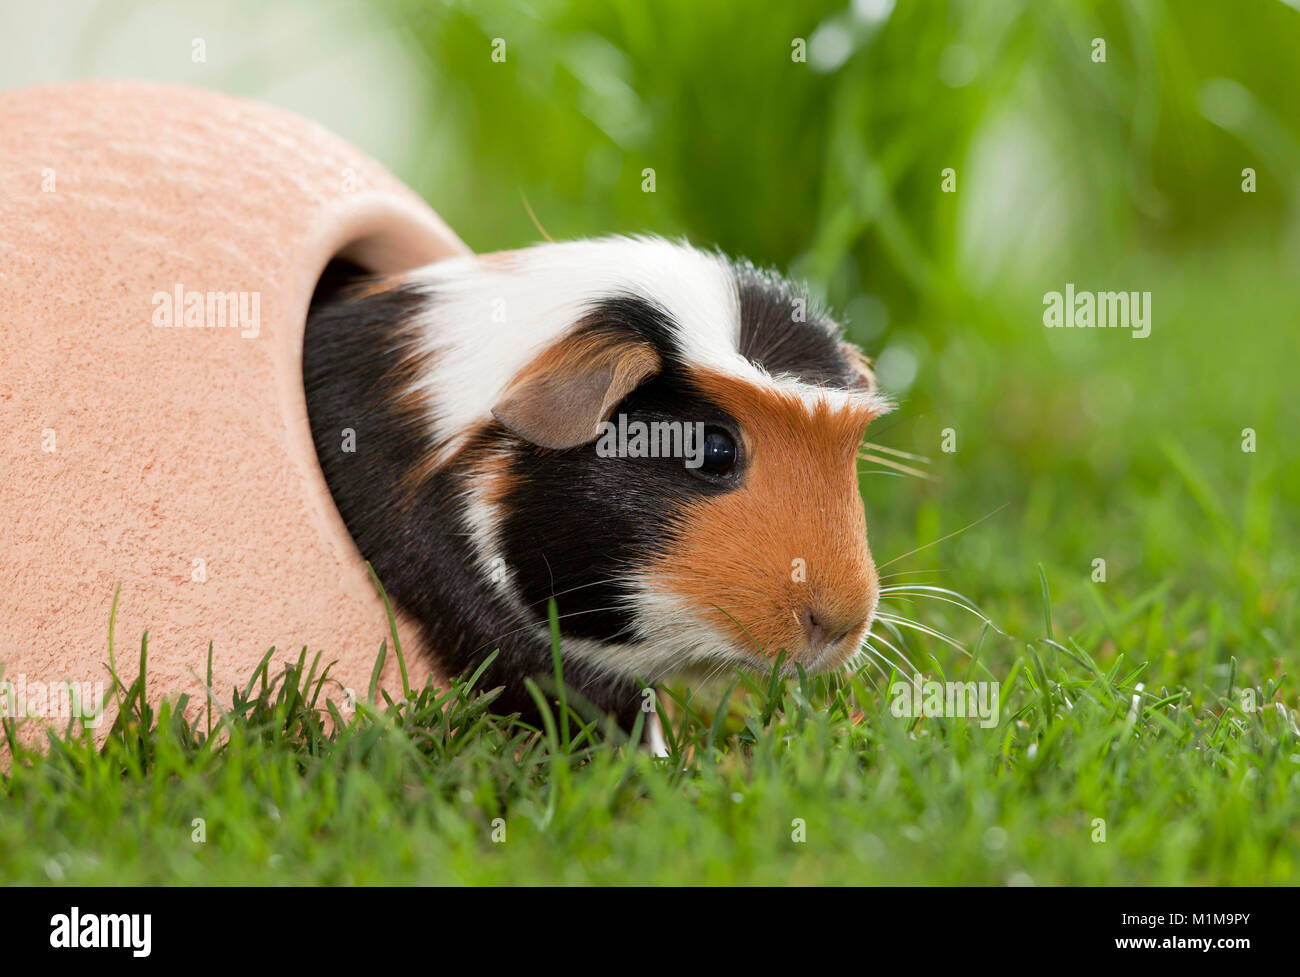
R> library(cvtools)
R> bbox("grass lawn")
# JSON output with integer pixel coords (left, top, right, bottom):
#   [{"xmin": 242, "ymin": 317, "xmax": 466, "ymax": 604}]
[{"xmin": 2, "ymin": 597, "xmax": 1295, "ymax": 884}]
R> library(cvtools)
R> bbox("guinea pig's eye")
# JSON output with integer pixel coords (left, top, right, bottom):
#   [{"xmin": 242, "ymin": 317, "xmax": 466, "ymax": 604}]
[{"xmin": 697, "ymin": 426, "xmax": 738, "ymax": 477}]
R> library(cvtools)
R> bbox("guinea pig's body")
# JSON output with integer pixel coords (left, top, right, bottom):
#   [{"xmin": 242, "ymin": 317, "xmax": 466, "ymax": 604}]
[{"xmin": 304, "ymin": 236, "xmax": 889, "ymax": 728}]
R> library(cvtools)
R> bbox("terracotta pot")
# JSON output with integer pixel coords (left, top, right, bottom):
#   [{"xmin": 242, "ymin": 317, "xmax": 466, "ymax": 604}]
[{"xmin": 0, "ymin": 81, "xmax": 466, "ymax": 745}]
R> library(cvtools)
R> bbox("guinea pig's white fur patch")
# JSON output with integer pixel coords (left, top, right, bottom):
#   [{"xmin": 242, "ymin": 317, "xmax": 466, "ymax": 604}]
[{"xmin": 401, "ymin": 236, "xmax": 890, "ymax": 470}]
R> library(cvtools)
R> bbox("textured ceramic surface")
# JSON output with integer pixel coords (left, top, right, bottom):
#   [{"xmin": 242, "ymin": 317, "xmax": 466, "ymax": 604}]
[{"xmin": 0, "ymin": 81, "xmax": 467, "ymax": 741}]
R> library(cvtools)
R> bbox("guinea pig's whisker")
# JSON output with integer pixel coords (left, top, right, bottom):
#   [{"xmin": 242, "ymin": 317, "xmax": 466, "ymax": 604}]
[
  {"xmin": 880, "ymin": 583, "xmax": 980, "ymax": 602},
  {"xmin": 874, "ymin": 611, "xmax": 967, "ymax": 654},
  {"xmin": 882, "ymin": 593, "xmax": 985, "ymax": 626},
  {"xmin": 854, "ymin": 667, "xmax": 884, "ymax": 694},
  {"xmin": 472, "ymin": 603, "xmax": 637, "ymax": 656},
  {"xmin": 849, "ymin": 642, "xmax": 891, "ymax": 684},
  {"xmin": 877, "ymin": 569, "xmax": 949, "ymax": 581},
  {"xmin": 878, "ymin": 585, "xmax": 1004, "ymax": 633},
  {"xmin": 857, "ymin": 452, "xmax": 930, "ymax": 480},
  {"xmin": 849, "ymin": 646, "xmax": 903, "ymax": 692},
  {"xmin": 875, "ymin": 502, "xmax": 1009, "ymax": 571},
  {"xmin": 702, "ymin": 657, "xmax": 743, "ymax": 686},
  {"xmin": 859, "ymin": 627, "xmax": 919, "ymax": 678},
  {"xmin": 861, "ymin": 441, "xmax": 931, "ymax": 464},
  {"xmin": 868, "ymin": 617, "xmax": 929, "ymax": 669},
  {"xmin": 513, "ymin": 574, "xmax": 633, "ymax": 615}
]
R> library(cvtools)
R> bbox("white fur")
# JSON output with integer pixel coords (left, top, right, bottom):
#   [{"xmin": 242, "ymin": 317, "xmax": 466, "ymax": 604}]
[
  {"xmin": 403, "ymin": 235, "xmax": 888, "ymax": 469},
  {"xmin": 457, "ymin": 443, "xmax": 524, "ymax": 604},
  {"xmin": 545, "ymin": 580, "xmax": 766, "ymax": 685},
  {"xmin": 646, "ymin": 711, "xmax": 670, "ymax": 757}
]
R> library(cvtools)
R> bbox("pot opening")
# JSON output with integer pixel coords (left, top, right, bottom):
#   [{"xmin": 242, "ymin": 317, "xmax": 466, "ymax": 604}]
[{"xmin": 308, "ymin": 256, "xmax": 375, "ymax": 316}]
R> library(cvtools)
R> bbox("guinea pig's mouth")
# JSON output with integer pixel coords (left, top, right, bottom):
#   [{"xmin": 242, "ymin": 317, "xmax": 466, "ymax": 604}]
[
  {"xmin": 778, "ymin": 592, "xmax": 880, "ymax": 676},
  {"xmin": 623, "ymin": 583, "xmax": 877, "ymax": 684},
  {"xmin": 803, "ymin": 632, "xmax": 865, "ymax": 674},
  {"xmin": 711, "ymin": 621, "xmax": 873, "ymax": 680},
  {"xmin": 691, "ymin": 624, "xmax": 865, "ymax": 678},
  {"xmin": 781, "ymin": 624, "xmax": 872, "ymax": 676},
  {"xmin": 627, "ymin": 622, "xmax": 869, "ymax": 691}
]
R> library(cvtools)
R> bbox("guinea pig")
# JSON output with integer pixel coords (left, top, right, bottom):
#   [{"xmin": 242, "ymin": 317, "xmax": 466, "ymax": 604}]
[{"xmin": 303, "ymin": 235, "xmax": 891, "ymax": 731}]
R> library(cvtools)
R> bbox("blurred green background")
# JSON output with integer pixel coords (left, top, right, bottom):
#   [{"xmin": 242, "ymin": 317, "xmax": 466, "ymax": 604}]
[{"xmin": 4, "ymin": 0, "xmax": 1296, "ymax": 687}]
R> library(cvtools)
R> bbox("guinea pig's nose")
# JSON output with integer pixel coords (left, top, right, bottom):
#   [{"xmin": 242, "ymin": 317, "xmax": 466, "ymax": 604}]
[{"xmin": 799, "ymin": 606, "xmax": 864, "ymax": 650}]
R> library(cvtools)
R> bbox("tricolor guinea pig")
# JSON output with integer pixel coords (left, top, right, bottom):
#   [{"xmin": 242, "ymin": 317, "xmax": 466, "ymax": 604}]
[{"xmin": 303, "ymin": 235, "xmax": 891, "ymax": 730}]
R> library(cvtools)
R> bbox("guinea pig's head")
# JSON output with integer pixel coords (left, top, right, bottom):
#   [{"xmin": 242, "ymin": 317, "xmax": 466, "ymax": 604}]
[{"xmin": 421, "ymin": 236, "xmax": 890, "ymax": 686}]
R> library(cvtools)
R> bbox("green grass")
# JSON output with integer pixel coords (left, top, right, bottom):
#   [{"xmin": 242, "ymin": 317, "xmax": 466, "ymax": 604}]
[{"xmin": 2, "ymin": 557, "xmax": 1297, "ymax": 884}]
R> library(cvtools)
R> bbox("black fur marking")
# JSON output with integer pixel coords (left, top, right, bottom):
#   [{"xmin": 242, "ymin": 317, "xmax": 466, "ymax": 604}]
[
  {"xmin": 303, "ymin": 281, "xmax": 711, "ymax": 730},
  {"xmin": 575, "ymin": 292, "xmax": 686, "ymax": 368},
  {"xmin": 496, "ymin": 369, "xmax": 742, "ymax": 645},
  {"xmin": 492, "ymin": 295, "xmax": 743, "ymax": 644},
  {"xmin": 732, "ymin": 261, "xmax": 858, "ymax": 388}
]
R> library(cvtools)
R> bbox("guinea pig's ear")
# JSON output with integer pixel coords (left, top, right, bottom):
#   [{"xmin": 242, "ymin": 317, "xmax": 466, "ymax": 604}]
[
  {"xmin": 492, "ymin": 330, "xmax": 661, "ymax": 449},
  {"xmin": 840, "ymin": 341, "xmax": 878, "ymax": 391}
]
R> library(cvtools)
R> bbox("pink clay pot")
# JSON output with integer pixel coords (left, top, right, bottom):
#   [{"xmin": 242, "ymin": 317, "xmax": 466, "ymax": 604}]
[{"xmin": 0, "ymin": 81, "xmax": 466, "ymax": 746}]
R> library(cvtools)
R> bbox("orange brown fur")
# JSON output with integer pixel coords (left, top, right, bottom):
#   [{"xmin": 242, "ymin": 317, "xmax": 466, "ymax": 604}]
[
  {"xmin": 348, "ymin": 272, "xmax": 409, "ymax": 301},
  {"xmin": 646, "ymin": 370, "xmax": 883, "ymax": 667}
]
